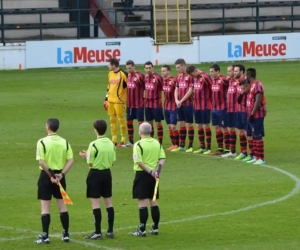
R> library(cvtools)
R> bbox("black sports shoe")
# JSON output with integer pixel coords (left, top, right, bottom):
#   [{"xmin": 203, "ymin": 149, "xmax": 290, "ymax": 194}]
[
  {"xmin": 106, "ymin": 232, "xmax": 115, "ymax": 239},
  {"xmin": 34, "ymin": 232, "xmax": 49, "ymax": 244},
  {"xmin": 129, "ymin": 225, "xmax": 146, "ymax": 237},
  {"xmin": 62, "ymin": 231, "xmax": 70, "ymax": 242},
  {"xmin": 149, "ymin": 225, "xmax": 159, "ymax": 235},
  {"xmin": 85, "ymin": 232, "xmax": 102, "ymax": 240}
]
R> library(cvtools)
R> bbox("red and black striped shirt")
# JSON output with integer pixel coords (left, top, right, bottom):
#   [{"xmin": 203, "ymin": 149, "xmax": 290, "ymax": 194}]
[
  {"xmin": 127, "ymin": 71, "xmax": 145, "ymax": 108},
  {"xmin": 211, "ymin": 75, "xmax": 229, "ymax": 111},
  {"xmin": 176, "ymin": 73, "xmax": 193, "ymax": 106},
  {"xmin": 193, "ymin": 72, "xmax": 213, "ymax": 110},
  {"xmin": 246, "ymin": 80, "xmax": 267, "ymax": 118},
  {"xmin": 162, "ymin": 76, "xmax": 177, "ymax": 111},
  {"xmin": 144, "ymin": 73, "xmax": 163, "ymax": 108}
]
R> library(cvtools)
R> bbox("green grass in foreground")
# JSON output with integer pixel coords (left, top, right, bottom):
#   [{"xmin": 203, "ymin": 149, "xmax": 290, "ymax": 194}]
[{"xmin": 0, "ymin": 61, "xmax": 299, "ymax": 250}]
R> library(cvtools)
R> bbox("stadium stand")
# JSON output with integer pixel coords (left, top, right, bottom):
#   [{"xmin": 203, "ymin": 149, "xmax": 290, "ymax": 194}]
[
  {"xmin": 104, "ymin": 0, "xmax": 300, "ymax": 37},
  {"xmin": 0, "ymin": 0, "xmax": 77, "ymax": 41}
]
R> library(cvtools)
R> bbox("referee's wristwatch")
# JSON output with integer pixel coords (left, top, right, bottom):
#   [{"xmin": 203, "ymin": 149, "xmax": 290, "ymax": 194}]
[{"xmin": 61, "ymin": 172, "xmax": 65, "ymax": 177}]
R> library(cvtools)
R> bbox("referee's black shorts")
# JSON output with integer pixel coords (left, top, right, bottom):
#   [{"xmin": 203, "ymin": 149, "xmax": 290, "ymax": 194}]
[
  {"xmin": 132, "ymin": 171, "xmax": 158, "ymax": 200},
  {"xmin": 37, "ymin": 170, "xmax": 66, "ymax": 200},
  {"xmin": 86, "ymin": 169, "xmax": 112, "ymax": 198}
]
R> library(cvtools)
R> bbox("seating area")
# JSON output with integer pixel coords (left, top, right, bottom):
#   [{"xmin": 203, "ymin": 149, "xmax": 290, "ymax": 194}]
[
  {"xmin": 104, "ymin": 0, "xmax": 300, "ymax": 37},
  {"xmin": 0, "ymin": 0, "xmax": 77, "ymax": 42}
]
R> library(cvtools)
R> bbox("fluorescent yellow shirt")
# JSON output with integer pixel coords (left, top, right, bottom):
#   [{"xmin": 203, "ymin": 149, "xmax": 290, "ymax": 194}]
[
  {"xmin": 107, "ymin": 69, "xmax": 128, "ymax": 104},
  {"xmin": 36, "ymin": 133, "xmax": 73, "ymax": 170},
  {"xmin": 133, "ymin": 137, "xmax": 166, "ymax": 171}
]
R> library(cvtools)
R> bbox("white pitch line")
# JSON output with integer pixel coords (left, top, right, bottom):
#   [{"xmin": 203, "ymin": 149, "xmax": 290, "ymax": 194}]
[
  {"xmin": 0, "ymin": 236, "xmax": 34, "ymax": 242},
  {"xmin": 0, "ymin": 226, "xmax": 121, "ymax": 250},
  {"xmin": 71, "ymin": 161, "xmax": 300, "ymax": 235}
]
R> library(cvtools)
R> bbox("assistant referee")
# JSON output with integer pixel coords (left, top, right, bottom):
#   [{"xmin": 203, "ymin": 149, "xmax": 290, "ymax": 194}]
[
  {"xmin": 130, "ymin": 122, "xmax": 166, "ymax": 237},
  {"xmin": 34, "ymin": 118, "xmax": 74, "ymax": 244},
  {"xmin": 79, "ymin": 119, "xmax": 116, "ymax": 240}
]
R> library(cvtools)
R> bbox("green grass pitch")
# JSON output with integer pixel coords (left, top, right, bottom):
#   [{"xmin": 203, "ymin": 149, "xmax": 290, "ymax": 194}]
[{"xmin": 0, "ymin": 61, "xmax": 300, "ymax": 250}]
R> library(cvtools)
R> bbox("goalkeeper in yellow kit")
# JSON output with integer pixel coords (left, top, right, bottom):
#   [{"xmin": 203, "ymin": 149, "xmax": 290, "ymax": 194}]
[{"xmin": 104, "ymin": 58, "xmax": 128, "ymax": 147}]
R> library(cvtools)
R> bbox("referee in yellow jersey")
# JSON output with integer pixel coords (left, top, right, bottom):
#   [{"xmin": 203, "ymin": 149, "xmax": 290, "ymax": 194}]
[
  {"xmin": 104, "ymin": 58, "xmax": 128, "ymax": 147},
  {"xmin": 79, "ymin": 119, "xmax": 116, "ymax": 240},
  {"xmin": 34, "ymin": 118, "xmax": 74, "ymax": 244},
  {"xmin": 130, "ymin": 122, "xmax": 166, "ymax": 237}
]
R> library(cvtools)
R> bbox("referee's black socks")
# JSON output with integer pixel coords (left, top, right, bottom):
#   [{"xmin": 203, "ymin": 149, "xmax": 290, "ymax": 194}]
[
  {"xmin": 60, "ymin": 211, "xmax": 69, "ymax": 234},
  {"xmin": 41, "ymin": 214, "xmax": 50, "ymax": 236},
  {"xmin": 139, "ymin": 207, "xmax": 148, "ymax": 232},
  {"xmin": 93, "ymin": 208, "xmax": 102, "ymax": 234},
  {"xmin": 151, "ymin": 206, "xmax": 160, "ymax": 230},
  {"xmin": 106, "ymin": 207, "xmax": 114, "ymax": 233}
]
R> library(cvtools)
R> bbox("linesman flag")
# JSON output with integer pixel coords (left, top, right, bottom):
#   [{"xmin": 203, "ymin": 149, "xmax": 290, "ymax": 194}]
[
  {"xmin": 48, "ymin": 169, "xmax": 73, "ymax": 205},
  {"xmin": 58, "ymin": 182, "xmax": 73, "ymax": 205}
]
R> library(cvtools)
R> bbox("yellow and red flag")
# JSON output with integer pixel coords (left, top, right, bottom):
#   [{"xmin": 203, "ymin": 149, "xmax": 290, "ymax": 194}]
[{"xmin": 58, "ymin": 183, "xmax": 73, "ymax": 205}]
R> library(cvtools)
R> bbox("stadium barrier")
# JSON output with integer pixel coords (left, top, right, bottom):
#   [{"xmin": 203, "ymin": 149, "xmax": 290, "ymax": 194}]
[{"xmin": 1, "ymin": 32, "xmax": 300, "ymax": 70}]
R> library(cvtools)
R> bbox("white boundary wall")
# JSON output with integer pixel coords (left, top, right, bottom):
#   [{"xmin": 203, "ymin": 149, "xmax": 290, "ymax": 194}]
[{"xmin": 1, "ymin": 33, "xmax": 300, "ymax": 70}]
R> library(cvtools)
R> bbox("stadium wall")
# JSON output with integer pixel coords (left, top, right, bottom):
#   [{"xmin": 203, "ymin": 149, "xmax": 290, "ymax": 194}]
[{"xmin": 1, "ymin": 33, "xmax": 300, "ymax": 70}]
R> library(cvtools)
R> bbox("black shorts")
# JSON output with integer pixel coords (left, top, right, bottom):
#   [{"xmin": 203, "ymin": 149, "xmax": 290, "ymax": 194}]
[
  {"xmin": 86, "ymin": 169, "xmax": 112, "ymax": 199},
  {"xmin": 37, "ymin": 170, "xmax": 66, "ymax": 200},
  {"xmin": 132, "ymin": 171, "xmax": 158, "ymax": 200}
]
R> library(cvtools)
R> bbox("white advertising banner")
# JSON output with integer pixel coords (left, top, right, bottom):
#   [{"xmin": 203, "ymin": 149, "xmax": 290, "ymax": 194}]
[
  {"xmin": 199, "ymin": 33, "xmax": 300, "ymax": 62},
  {"xmin": 25, "ymin": 37, "xmax": 152, "ymax": 69}
]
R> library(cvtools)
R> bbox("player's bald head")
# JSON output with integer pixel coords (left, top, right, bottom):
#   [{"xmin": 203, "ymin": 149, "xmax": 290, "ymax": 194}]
[{"xmin": 139, "ymin": 122, "xmax": 152, "ymax": 136}]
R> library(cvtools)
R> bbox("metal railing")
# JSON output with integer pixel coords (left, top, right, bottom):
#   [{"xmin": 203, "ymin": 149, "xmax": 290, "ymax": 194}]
[{"xmin": 1, "ymin": 0, "xmax": 300, "ymax": 44}]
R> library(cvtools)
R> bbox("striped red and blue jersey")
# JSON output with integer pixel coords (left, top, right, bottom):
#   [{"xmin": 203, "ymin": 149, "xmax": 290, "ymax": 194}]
[
  {"xmin": 227, "ymin": 75, "xmax": 246, "ymax": 113},
  {"xmin": 211, "ymin": 75, "xmax": 229, "ymax": 111},
  {"xmin": 144, "ymin": 72, "xmax": 163, "ymax": 108},
  {"xmin": 176, "ymin": 73, "xmax": 193, "ymax": 106},
  {"xmin": 163, "ymin": 76, "xmax": 177, "ymax": 111},
  {"xmin": 193, "ymin": 72, "xmax": 213, "ymax": 110},
  {"xmin": 236, "ymin": 75, "xmax": 247, "ymax": 112},
  {"xmin": 127, "ymin": 71, "xmax": 145, "ymax": 108},
  {"xmin": 246, "ymin": 80, "xmax": 267, "ymax": 118}
]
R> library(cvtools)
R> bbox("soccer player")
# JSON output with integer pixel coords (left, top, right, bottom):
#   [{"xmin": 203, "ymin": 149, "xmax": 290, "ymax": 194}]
[
  {"xmin": 161, "ymin": 64, "xmax": 179, "ymax": 150},
  {"xmin": 186, "ymin": 65, "xmax": 213, "ymax": 154},
  {"xmin": 144, "ymin": 61, "xmax": 164, "ymax": 144},
  {"xmin": 222, "ymin": 64, "xmax": 238, "ymax": 158},
  {"xmin": 209, "ymin": 64, "xmax": 230, "ymax": 155},
  {"xmin": 125, "ymin": 60, "xmax": 145, "ymax": 146},
  {"xmin": 104, "ymin": 58, "xmax": 128, "ymax": 147},
  {"xmin": 130, "ymin": 122, "xmax": 166, "ymax": 237},
  {"xmin": 233, "ymin": 65, "xmax": 252, "ymax": 161},
  {"xmin": 34, "ymin": 118, "xmax": 74, "ymax": 244},
  {"xmin": 242, "ymin": 69, "xmax": 267, "ymax": 165},
  {"xmin": 79, "ymin": 120, "xmax": 116, "ymax": 239},
  {"xmin": 172, "ymin": 58, "xmax": 194, "ymax": 152}
]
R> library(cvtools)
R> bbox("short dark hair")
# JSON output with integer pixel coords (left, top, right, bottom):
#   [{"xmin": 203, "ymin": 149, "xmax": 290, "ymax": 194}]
[
  {"xmin": 239, "ymin": 78, "xmax": 250, "ymax": 86},
  {"xmin": 144, "ymin": 61, "xmax": 153, "ymax": 67},
  {"xmin": 186, "ymin": 65, "xmax": 197, "ymax": 74},
  {"xmin": 162, "ymin": 65, "xmax": 171, "ymax": 71},
  {"xmin": 126, "ymin": 60, "xmax": 135, "ymax": 66},
  {"xmin": 109, "ymin": 58, "xmax": 119, "ymax": 67},
  {"xmin": 47, "ymin": 118, "xmax": 59, "ymax": 132},
  {"xmin": 235, "ymin": 64, "xmax": 245, "ymax": 74},
  {"xmin": 247, "ymin": 68, "xmax": 256, "ymax": 78},
  {"xmin": 210, "ymin": 64, "xmax": 220, "ymax": 72},
  {"xmin": 93, "ymin": 119, "xmax": 107, "ymax": 135},
  {"xmin": 174, "ymin": 58, "xmax": 186, "ymax": 65}
]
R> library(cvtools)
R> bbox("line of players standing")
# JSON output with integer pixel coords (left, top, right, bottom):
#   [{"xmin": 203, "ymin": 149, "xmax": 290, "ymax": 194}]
[{"xmin": 124, "ymin": 59, "xmax": 266, "ymax": 165}]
